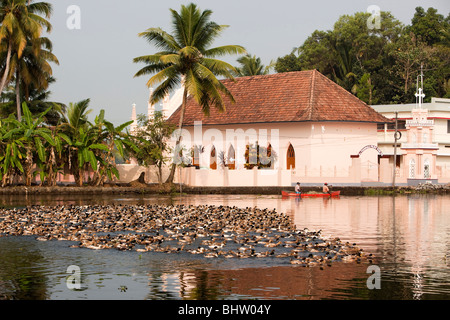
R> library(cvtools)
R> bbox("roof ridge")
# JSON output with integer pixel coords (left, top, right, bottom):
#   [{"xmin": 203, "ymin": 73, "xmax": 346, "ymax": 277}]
[
  {"xmin": 313, "ymin": 70, "xmax": 385, "ymax": 116},
  {"xmin": 308, "ymin": 70, "xmax": 317, "ymax": 121},
  {"xmin": 220, "ymin": 70, "xmax": 311, "ymax": 83},
  {"xmin": 313, "ymin": 70, "xmax": 364, "ymax": 104}
]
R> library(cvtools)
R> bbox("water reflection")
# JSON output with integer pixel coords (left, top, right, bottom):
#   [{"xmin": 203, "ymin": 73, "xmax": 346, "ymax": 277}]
[{"xmin": 1, "ymin": 193, "xmax": 450, "ymax": 299}]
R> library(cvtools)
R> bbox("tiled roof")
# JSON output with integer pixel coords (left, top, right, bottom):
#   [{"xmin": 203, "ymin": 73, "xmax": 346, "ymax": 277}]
[{"xmin": 167, "ymin": 70, "xmax": 390, "ymax": 126}]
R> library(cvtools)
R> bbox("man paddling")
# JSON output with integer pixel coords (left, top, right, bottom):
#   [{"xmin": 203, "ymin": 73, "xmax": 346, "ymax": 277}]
[
  {"xmin": 295, "ymin": 182, "xmax": 301, "ymax": 195},
  {"xmin": 323, "ymin": 183, "xmax": 332, "ymax": 195}
]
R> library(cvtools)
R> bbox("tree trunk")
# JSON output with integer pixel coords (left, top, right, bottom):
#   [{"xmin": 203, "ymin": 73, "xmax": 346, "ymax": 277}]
[
  {"xmin": 77, "ymin": 167, "xmax": 83, "ymax": 187},
  {"xmin": 25, "ymin": 147, "xmax": 33, "ymax": 186},
  {"xmin": 165, "ymin": 87, "xmax": 188, "ymax": 184},
  {"xmin": 2, "ymin": 173, "xmax": 9, "ymax": 187},
  {"xmin": 158, "ymin": 164, "xmax": 163, "ymax": 185},
  {"xmin": 15, "ymin": 68, "xmax": 22, "ymax": 122},
  {"xmin": 0, "ymin": 43, "xmax": 12, "ymax": 94}
]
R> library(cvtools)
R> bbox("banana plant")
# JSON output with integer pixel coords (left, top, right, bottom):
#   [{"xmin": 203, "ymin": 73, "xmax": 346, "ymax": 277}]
[
  {"xmin": 89, "ymin": 109, "xmax": 137, "ymax": 186},
  {"xmin": 2, "ymin": 103, "xmax": 55, "ymax": 186},
  {"xmin": 65, "ymin": 125, "xmax": 109, "ymax": 187},
  {"xmin": 0, "ymin": 116, "xmax": 25, "ymax": 186}
]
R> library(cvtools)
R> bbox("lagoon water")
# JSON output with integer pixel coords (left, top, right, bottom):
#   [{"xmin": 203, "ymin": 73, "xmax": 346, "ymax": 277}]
[{"xmin": 0, "ymin": 193, "xmax": 449, "ymax": 300}]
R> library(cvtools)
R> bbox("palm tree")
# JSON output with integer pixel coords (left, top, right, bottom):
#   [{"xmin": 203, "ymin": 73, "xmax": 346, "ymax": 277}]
[
  {"xmin": 1, "ymin": 37, "xmax": 61, "ymax": 123},
  {"xmin": 235, "ymin": 54, "xmax": 272, "ymax": 76},
  {"xmin": 12, "ymin": 36, "xmax": 59, "ymax": 118},
  {"xmin": 133, "ymin": 3, "xmax": 246, "ymax": 183},
  {"xmin": 0, "ymin": 0, "xmax": 53, "ymax": 120}
]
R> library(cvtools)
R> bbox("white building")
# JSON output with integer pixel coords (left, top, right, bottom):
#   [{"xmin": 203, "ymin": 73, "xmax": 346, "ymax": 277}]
[
  {"xmin": 373, "ymin": 97, "xmax": 450, "ymax": 184},
  {"xmin": 130, "ymin": 86, "xmax": 184, "ymax": 132}
]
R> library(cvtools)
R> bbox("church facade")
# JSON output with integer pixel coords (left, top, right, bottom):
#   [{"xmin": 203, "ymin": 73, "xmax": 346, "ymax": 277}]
[
  {"xmin": 125, "ymin": 70, "xmax": 450, "ymax": 187},
  {"xmin": 163, "ymin": 70, "xmax": 391, "ymax": 187}
]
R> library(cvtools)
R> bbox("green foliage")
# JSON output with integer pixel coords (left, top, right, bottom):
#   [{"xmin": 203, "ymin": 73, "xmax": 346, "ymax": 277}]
[
  {"xmin": 133, "ymin": 2, "xmax": 246, "ymax": 183},
  {"xmin": 0, "ymin": 100, "xmax": 138, "ymax": 187},
  {"xmin": 244, "ymin": 142, "xmax": 276, "ymax": 170},
  {"xmin": 130, "ymin": 112, "xmax": 175, "ymax": 184},
  {"xmin": 235, "ymin": 54, "xmax": 272, "ymax": 76},
  {"xmin": 0, "ymin": 1, "xmax": 55, "ymax": 121},
  {"xmin": 274, "ymin": 7, "xmax": 449, "ymax": 104}
]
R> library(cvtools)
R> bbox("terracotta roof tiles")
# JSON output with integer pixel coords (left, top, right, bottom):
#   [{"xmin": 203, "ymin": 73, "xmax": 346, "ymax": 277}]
[{"xmin": 167, "ymin": 70, "xmax": 389, "ymax": 126}]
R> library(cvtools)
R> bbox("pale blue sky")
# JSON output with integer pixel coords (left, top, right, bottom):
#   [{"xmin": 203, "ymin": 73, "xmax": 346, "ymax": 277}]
[{"xmin": 46, "ymin": 0, "xmax": 449, "ymax": 125}]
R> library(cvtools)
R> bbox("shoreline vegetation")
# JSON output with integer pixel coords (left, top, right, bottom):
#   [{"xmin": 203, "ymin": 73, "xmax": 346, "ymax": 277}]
[{"xmin": 0, "ymin": 182, "xmax": 449, "ymax": 196}]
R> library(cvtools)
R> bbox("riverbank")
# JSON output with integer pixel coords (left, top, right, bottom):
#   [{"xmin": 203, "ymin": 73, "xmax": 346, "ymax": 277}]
[{"xmin": 0, "ymin": 183, "xmax": 449, "ymax": 196}]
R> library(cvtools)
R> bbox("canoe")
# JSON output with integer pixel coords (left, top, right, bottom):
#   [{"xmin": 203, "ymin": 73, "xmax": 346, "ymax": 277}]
[{"xmin": 281, "ymin": 190, "xmax": 340, "ymax": 198}]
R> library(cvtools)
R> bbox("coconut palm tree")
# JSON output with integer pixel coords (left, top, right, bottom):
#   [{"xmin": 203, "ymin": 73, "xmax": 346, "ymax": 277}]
[
  {"xmin": 0, "ymin": 0, "xmax": 53, "ymax": 120},
  {"xmin": 235, "ymin": 54, "xmax": 272, "ymax": 76},
  {"xmin": 1, "ymin": 36, "xmax": 61, "ymax": 123},
  {"xmin": 11, "ymin": 36, "xmax": 59, "ymax": 118},
  {"xmin": 133, "ymin": 2, "xmax": 246, "ymax": 183}
]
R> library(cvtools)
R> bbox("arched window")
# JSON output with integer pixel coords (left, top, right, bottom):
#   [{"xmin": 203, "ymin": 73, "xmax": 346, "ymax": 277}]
[
  {"xmin": 228, "ymin": 145, "xmax": 235, "ymax": 170},
  {"xmin": 265, "ymin": 144, "xmax": 273, "ymax": 168},
  {"xmin": 192, "ymin": 145, "xmax": 200, "ymax": 168},
  {"xmin": 424, "ymin": 159, "xmax": 430, "ymax": 179},
  {"xmin": 210, "ymin": 146, "xmax": 217, "ymax": 170},
  {"xmin": 409, "ymin": 159, "xmax": 415, "ymax": 179},
  {"xmin": 287, "ymin": 144, "xmax": 295, "ymax": 169}
]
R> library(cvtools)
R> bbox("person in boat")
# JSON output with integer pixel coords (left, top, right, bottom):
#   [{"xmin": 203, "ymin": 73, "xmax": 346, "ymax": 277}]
[
  {"xmin": 323, "ymin": 183, "xmax": 332, "ymax": 195},
  {"xmin": 295, "ymin": 182, "xmax": 301, "ymax": 195}
]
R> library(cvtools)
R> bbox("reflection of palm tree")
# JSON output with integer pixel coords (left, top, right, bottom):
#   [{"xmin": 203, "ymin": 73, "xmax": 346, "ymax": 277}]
[
  {"xmin": 0, "ymin": 238, "xmax": 48, "ymax": 299},
  {"xmin": 189, "ymin": 270, "xmax": 221, "ymax": 300},
  {"xmin": 145, "ymin": 272, "xmax": 178, "ymax": 300}
]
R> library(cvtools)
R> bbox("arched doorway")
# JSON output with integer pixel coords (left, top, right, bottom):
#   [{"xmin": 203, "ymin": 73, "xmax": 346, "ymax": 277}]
[
  {"xmin": 286, "ymin": 144, "xmax": 295, "ymax": 169},
  {"xmin": 210, "ymin": 146, "xmax": 217, "ymax": 170},
  {"xmin": 228, "ymin": 145, "xmax": 235, "ymax": 170},
  {"xmin": 424, "ymin": 159, "xmax": 430, "ymax": 179},
  {"xmin": 192, "ymin": 145, "xmax": 200, "ymax": 168}
]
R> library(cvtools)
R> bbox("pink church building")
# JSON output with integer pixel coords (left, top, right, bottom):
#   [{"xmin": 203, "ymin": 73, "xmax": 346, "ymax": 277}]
[{"xmin": 165, "ymin": 70, "xmax": 391, "ymax": 187}]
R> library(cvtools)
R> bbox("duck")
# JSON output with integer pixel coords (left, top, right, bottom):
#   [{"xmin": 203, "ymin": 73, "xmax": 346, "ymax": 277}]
[{"xmin": 0, "ymin": 203, "xmax": 372, "ymax": 265}]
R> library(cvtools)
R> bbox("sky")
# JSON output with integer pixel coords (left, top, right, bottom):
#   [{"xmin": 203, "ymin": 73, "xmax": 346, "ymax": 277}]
[{"xmin": 46, "ymin": 0, "xmax": 450, "ymax": 125}]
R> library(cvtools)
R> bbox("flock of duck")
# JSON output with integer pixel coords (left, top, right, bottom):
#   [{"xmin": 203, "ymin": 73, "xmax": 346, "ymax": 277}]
[{"xmin": 0, "ymin": 204, "xmax": 373, "ymax": 268}]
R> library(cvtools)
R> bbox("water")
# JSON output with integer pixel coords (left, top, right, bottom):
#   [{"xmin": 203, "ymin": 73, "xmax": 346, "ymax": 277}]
[{"xmin": 0, "ymin": 193, "xmax": 449, "ymax": 300}]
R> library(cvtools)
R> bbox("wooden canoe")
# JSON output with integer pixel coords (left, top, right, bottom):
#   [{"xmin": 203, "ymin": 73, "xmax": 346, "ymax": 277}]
[{"xmin": 281, "ymin": 190, "xmax": 341, "ymax": 198}]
